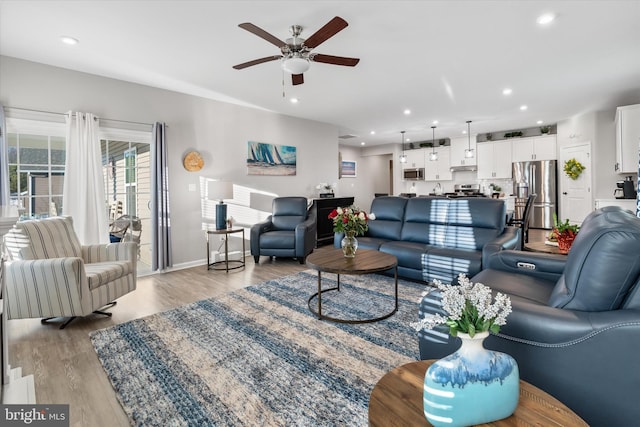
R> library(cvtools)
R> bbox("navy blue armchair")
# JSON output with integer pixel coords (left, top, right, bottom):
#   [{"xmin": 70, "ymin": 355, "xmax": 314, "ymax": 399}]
[{"xmin": 250, "ymin": 197, "xmax": 316, "ymax": 264}]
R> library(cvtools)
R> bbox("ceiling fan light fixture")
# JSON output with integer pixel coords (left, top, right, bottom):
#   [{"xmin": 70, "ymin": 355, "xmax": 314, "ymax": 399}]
[{"xmin": 281, "ymin": 56, "xmax": 310, "ymax": 74}]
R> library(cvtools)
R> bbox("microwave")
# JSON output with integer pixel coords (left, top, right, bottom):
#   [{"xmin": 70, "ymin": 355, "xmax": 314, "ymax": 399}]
[{"xmin": 403, "ymin": 168, "xmax": 424, "ymax": 180}]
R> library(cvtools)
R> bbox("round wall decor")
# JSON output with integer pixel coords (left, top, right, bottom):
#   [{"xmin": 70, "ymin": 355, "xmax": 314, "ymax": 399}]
[{"xmin": 183, "ymin": 151, "xmax": 204, "ymax": 171}]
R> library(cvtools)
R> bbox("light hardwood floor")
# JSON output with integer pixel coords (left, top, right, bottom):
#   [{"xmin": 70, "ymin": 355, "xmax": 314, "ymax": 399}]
[
  {"xmin": 7, "ymin": 255, "xmax": 311, "ymax": 427},
  {"xmin": 8, "ymin": 230, "xmax": 553, "ymax": 426}
]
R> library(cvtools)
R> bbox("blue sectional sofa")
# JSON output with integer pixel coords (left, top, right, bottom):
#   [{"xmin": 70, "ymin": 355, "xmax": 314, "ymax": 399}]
[{"xmin": 335, "ymin": 196, "xmax": 519, "ymax": 282}]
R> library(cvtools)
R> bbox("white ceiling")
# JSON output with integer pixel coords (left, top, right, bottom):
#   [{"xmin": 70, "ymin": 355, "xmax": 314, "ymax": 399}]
[{"xmin": 1, "ymin": 1, "xmax": 640, "ymax": 146}]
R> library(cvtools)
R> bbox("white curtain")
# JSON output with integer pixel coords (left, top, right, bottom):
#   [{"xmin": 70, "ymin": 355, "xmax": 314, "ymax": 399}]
[
  {"xmin": 0, "ymin": 105, "xmax": 9, "ymax": 205},
  {"xmin": 63, "ymin": 112, "xmax": 109, "ymax": 244}
]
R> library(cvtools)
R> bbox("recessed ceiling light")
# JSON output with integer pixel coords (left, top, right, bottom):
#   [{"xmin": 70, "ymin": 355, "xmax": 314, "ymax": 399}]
[
  {"xmin": 536, "ymin": 120, "xmax": 543, "ymax": 124},
  {"xmin": 407, "ymin": 138, "xmax": 411, "ymax": 142},
  {"xmin": 462, "ymin": 130, "xmax": 467, "ymax": 134},
  {"xmin": 370, "ymin": 130, "xmax": 375, "ymax": 135},
  {"xmin": 502, "ymin": 88, "xmax": 513, "ymax": 96},
  {"xmin": 60, "ymin": 36, "xmax": 79, "ymax": 45},
  {"xmin": 520, "ymin": 105, "xmax": 528, "ymax": 111},
  {"xmin": 360, "ymin": 141, "xmax": 366, "ymax": 146},
  {"xmin": 403, "ymin": 109, "xmax": 411, "ymax": 115},
  {"xmin": 290, "ymin": 98, "xmax": 298, "ymax": 104},
  {"xmin": 432, "ymin": 120, "xmax": 438, "ymax": 125},
  {"xmin": 536, "ymin": 13, "xmax": 555, "ymax": 26}
]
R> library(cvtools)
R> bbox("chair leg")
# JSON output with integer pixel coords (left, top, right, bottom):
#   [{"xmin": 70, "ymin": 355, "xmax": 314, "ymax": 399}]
[
  {"xmin": 41, "ymin": 316, "xmax": 77, "ymax": 329},
  {"xmin": 93, "ymin": 301, "xmax": 117, "ymax": 316},
  {"xmin": 299, "ymin": 257, "xmax": 305, "ymax": 264},
  {"xmin": 254, "ymin": 256, "xmax": 260, "ymax": 263}
]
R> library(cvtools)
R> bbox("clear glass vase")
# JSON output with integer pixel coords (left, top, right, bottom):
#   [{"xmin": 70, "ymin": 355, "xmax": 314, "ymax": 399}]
[
  {"xmin": 423, "ymin": 331, "xmax": 519, "ymax": 426},
  {"xmin": 341, "ymin": 231, "xmax": 358, "ymax": 258}
]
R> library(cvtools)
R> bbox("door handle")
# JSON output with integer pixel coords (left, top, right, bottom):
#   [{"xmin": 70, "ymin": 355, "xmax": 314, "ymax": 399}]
[{"xmin": 562, "ymin": 192, "xmax": 568, "ymax": 195}]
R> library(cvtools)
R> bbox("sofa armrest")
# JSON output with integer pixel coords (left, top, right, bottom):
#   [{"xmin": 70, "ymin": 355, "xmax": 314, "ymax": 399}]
[
  {"xmin": 4, "ymin": 258, "xmax": 92, "ymax": 318},
  {"xmin": 482, "ymin": 227, "xmax": 521, "ymax": 266},
  {"xmin": 82, "ymin": 242, "xmax": 137, "ymax": 263},
  {"xmin": 250, "ymin": 216, "xmax": 273, "ymax": 255},
  {"xmin": 295, "ymin": 207, "xmax": 317, "ymax": 258},
  {"xmin": 484, "ymin": 249, "xmax": 566, "ymax": 282}
]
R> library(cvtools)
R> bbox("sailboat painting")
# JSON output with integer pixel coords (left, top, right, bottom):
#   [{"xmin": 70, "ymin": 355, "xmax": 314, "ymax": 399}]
[{"xmin": 247, "ymin": 141, "xmax": 297, "ymax": 176}]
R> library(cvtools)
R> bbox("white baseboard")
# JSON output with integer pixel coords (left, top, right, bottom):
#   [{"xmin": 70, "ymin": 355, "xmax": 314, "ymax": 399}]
[{"xmin": 2, "ymin": 366, "xmax": 35, "ymax": 404}]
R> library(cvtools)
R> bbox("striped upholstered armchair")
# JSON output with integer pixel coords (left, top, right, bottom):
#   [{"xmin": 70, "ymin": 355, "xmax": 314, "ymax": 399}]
[{"xmin": 2, "ymin": 216, "xmax": 136, "ymax": 328}]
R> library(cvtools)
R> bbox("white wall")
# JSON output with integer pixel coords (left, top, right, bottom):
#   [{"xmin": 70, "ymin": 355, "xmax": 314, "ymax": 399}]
[
  {"xmin": 557, "ymin": 108, "xmax": 638, "ymax": 201},
  {"xmin": 0, "ymin": 56, "xmax": 340, "ymax": 268}
]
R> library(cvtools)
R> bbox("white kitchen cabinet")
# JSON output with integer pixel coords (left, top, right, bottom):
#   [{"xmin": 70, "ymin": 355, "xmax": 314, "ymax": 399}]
[
  {"xmin": 511, "ymin": 135, "xmax": 557, "ymax": 162},
  {"xmin": 424, "ymin": 146, "xmax": 452, "ymax": 181},
  {"xmin": 477, "ymin": 140, "xmax": 512, "ymax": 179},
  {"xmin": 594, "ymin": 199, "xmax": 637, "ymax": 211},
  {"xmin": 615, "ymin": 104, "xmax": 640, "ymax": 174},
  {"xmin": 449, "ymin": 136, "xmax": 477, "ymax": 166},
  {"xmin": 402, "ymin": 148, "xmax": 425, "ymax": 169}
]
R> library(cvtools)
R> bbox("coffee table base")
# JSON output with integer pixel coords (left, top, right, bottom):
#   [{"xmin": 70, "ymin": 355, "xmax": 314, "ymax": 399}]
[{"xmin": 307, "ymin": 269, "xmax": 398, "ymax": 324}]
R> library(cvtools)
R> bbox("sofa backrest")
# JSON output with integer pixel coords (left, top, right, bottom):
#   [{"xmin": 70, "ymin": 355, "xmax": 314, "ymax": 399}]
[
  {"xmin": 548, "ymin": 206, "xmax": 640, "ymax": 311},
  {"xmin": 4, "ymin": 216, "xmax": 82, "ymax": 260},
  {"xmin": 271, "ymin": 197, "xmax": 309, "ymax": 230},
  {"xmin": 400, "ymin": 197, "xmax": 448, "ymax": 245},
  {"xmin": 399, "ymin": 197, "xmax": 506, "ymax": 249},
  {"xmin": 366, "ymin": 196, "xmax": 407, "ymax": 241}
]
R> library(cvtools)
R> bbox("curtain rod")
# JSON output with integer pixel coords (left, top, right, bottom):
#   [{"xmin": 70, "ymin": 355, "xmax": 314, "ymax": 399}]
[{"xmin": 4, "ymin": 106, "xmax": 155, "ymax": 127}]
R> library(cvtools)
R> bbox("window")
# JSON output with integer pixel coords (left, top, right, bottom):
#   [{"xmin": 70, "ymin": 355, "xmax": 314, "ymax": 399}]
[{"xmin": 6, "ymin": 119, "xmax": 66, "ymax": 218}]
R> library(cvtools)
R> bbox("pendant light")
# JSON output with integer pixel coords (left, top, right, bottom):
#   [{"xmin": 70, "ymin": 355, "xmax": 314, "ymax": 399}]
[
  {"xmin": 465, "ymin": 120, "xmax": 475, "ymax": 158},
  {"xmin": 429, "ymin": 126, "xmax": 438, "ymax": 161},
  {"xmin": 399, "ymin": 131, "xmax": 407, "ymax": 163}
]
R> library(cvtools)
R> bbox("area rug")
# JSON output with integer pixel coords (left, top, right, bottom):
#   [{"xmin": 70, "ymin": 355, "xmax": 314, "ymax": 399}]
[{"xmin": 90, "ymin": 270, "xmax": 428, "ymax": 426}]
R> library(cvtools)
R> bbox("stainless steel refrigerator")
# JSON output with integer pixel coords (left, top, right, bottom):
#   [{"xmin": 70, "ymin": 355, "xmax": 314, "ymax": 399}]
[{"xmin": 512, "ymin": 161, "xmax": 557, "ymax": 229}]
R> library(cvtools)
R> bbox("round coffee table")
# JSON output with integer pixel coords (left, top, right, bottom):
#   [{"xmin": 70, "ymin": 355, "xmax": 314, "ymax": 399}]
[
  {"xmin": 305, "ymin": 249, "xmax": 398, "ymax": 324},
  {"xmin": 369, "ymin": 360, "xmax": 588, "ymax": 426}
]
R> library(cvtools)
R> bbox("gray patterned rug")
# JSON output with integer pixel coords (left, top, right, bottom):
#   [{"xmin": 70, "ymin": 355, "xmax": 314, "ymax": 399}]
[{"xmin": 90, "ymin": 270, "xmax": 426, "ymax": 426}]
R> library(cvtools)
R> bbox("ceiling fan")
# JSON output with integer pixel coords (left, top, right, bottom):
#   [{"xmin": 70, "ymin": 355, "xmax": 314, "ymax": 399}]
[{"xmin": 232, "ymin": 16, "xmax": 360, "ymax": 85}]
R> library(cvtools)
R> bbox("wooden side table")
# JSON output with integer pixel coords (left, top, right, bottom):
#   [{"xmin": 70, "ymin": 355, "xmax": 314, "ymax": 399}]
[
  {"xmin": 369, "ymin": 360, "xmax": 588, "ymax": 426},
  {"xmin": 205, "ymin": 227, "xmax": 245, "ymax": 272}
]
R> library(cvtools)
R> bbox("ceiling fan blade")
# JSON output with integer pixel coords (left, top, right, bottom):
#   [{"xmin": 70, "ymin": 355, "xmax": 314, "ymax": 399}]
[
  {"xmin": 233, "ymin": 55, "xmax": 282, "ymax": 70},
  {"xmin": 238, "ymin": 23, "xmax": 286, "ymax": 47},
  {"xmin": 303, "ymin": 16, "xmax": 348, "ymax": 49},
  {"xmin": 292, "ymin": 74, "xmax": 304, "ymax": 85},
  {"xmin": 311, "ymin": 54, "xmax": 360, "ymax": 67}
]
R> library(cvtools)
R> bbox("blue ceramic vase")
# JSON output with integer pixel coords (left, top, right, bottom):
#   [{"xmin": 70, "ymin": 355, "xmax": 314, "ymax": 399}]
[{"xmin": 423, "ymin": 331, "xmax": 519, "ymax": 427}]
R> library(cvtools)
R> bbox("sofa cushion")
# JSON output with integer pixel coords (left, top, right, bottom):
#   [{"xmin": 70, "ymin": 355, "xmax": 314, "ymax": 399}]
[
  {"xmin": 4, "ymin": 216, "xmax": 82, "ymax": 260},
  {"xmin": 400, "ymin": 197, "xmax": 448, "ymax": 245},
  {"xmin": 259, "ymin": 230, "xmax": 295, "ymax": 249},
  {"xmin": 444, "ymin": 198, "xmax": 506, "ymax": 250},
  {"xmin": 472, "ymin": 268, "xmax": 556, "ymax": 305},
  {"xmin": 366, "ymin": 196, "xmax": 407, "ymax": 241},
  {"xmin": 355, "ymin": 236, "xmax": 390, "ymax": 251},
  {"xmin": 548, "ymin": 208, "xmax": 640, "ymax": 311},
  {"xmin": 271, "ymin": 197, "xmax": 308, "ymax": 230},
  {"xmin": 422, "ymin": 247, "xmax": 483, "ymax": 283},
  {"xmin": 85, "ymin": 261, "xmax": 134, "ymax": 290},
  {"xmin": 379, "ymin": 241, "xmax": 429, "ymax": 270}
]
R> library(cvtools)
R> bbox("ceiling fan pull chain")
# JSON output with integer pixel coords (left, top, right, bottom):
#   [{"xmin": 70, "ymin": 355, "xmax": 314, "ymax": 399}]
[{"xmin": 282, "ymin": 70, "xmax": 286, "ymax": 98}]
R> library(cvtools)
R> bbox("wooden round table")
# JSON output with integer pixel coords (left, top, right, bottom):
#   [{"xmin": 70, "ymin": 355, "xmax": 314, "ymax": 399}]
[
  {"xmin": 369, "ymin": 360, "xmax": 588, "ymax": 426},
  {"xmin": 306, "ymin": 249, "xmax": 398, "ymax": 323}
]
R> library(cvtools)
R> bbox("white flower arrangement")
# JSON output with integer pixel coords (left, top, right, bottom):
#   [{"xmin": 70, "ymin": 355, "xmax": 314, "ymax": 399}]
[
  {"xmin": 316, "ymin": 182, "xmax": 336, "ymax": 191},
  {"xmin": 411, "ymin": 274, "xmax": 512, "ymax": 338}
]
